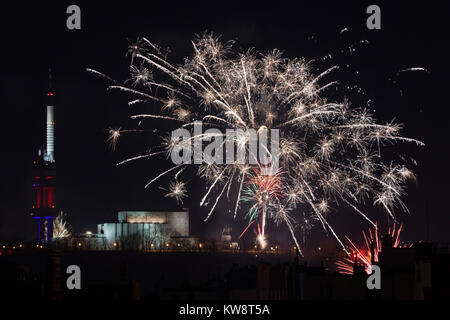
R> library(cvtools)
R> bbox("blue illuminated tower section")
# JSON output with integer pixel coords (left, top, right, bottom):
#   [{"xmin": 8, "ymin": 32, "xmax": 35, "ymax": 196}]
[{"xmin": 31, "ymin": 69, "xmax": 57, "ymax": 244}]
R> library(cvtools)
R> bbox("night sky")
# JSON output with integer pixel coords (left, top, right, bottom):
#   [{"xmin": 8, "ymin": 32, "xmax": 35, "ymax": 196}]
[{"xmin": 0, "ymin": 1, "xmax": 447, "ymax": 248}]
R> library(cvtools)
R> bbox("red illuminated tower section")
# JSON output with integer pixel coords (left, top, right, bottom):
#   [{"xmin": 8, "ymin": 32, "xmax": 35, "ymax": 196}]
[{"xmin": 31, "ymin": 69, "xmax": 57, "ymax": 244}]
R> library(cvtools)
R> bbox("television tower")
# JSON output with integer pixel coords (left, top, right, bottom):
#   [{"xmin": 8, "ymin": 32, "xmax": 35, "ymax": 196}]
[{"xmin": 31, "ymin": 69, "xmax": 58, "ymax": 243}]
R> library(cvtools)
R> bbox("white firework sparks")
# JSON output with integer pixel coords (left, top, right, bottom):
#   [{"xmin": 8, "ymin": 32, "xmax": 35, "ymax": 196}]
[
  {"xmin": 90, "ymin": 33, "xmax": 423, "ymax": 255},
  {"xmin": 164, "ymin": 180, "xmax": 187, "ymax": 204},
  {"xmin": 53, "ymin": 211, "xmax": 71, "ymax": 239}
]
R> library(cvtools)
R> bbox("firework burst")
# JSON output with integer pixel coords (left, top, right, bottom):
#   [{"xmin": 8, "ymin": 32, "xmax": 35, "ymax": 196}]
[
  {"xmin": 90, "ymin": 33, "xmax": 423, "ymax": 255},
  {"xmin": 335, "ymin": 223, "xmax": 410, "ymax": 275},
  {"xmin": 106, "ymin": 127, "xmax": 144, "ymax": 151},
  {"xmin": 53, "ymin": 211, "xmax": 71, "ymax": 239},
  {"xmin": 240, "ymin": 167, "xmax": 286, "ymax": 248}
]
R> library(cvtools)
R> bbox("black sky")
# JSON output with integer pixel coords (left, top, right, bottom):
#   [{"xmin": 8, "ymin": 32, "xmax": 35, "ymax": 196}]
[{"xmin": 0, "ymin": 1, "xmax": 447, "ymax": 247}]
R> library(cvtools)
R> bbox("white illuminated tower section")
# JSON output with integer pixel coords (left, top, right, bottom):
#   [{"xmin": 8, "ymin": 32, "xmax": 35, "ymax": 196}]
[{"xmin": 44, "ymin": 71, "xmax": 55, "ymax": 163}]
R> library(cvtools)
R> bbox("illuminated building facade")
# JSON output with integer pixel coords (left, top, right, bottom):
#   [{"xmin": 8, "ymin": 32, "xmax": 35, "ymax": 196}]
[{"xmin": 98, "ymin": 210, "xmax": 193, "ymax": 250}]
